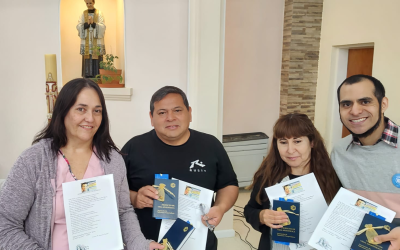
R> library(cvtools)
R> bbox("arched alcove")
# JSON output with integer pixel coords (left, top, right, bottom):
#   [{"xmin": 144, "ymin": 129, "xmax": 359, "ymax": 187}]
[{"xmin": 60, "ymin": 0, "xmax": 125, "ymax": 86}]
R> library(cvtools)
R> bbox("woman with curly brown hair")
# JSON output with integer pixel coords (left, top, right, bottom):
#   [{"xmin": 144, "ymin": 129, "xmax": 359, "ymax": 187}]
[{"xmin": 244, "ymin": 113, "xmax": 341, "ymax": 250}]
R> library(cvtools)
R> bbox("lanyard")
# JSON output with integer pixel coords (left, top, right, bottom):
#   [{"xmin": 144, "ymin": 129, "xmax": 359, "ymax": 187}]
[{"xmin": 59, "ymin": 150, "xmax": 78, "ymax": 181}]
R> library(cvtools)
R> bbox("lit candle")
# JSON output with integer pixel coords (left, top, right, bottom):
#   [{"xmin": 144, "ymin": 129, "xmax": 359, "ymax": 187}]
[{"xmin": 44, "ymin": 54, "xmax": 57, "ymax": 82}]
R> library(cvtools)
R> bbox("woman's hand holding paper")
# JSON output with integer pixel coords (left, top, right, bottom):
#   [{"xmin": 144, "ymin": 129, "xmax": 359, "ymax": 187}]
[
  {"xmin": 149, "ymin": 241, "xmax": 164, "ymax": 250},
  {"xmin": 259, "ymin": 209, "xmax": 288, "ymax": 229}
]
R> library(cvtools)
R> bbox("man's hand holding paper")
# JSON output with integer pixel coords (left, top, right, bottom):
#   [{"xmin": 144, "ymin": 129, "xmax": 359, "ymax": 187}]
[
  {"xmin": 202, "ymin": 205, "xmax": 223, "ymax": 228},
  {"xmin": 201, "ymin": 185, "xmax": 239, "ymax": 228},
  {"xmin": 308, "ymin": 188, "xmax": 396, "ymax": 250},
  {"xmin": 159, "ymin": 179, "xmax": 214, "ymax": 250},
  {"xmin": 131, "ymin": 185, "xmax": 159, "ymax": 209},
  {"xmin": 374, "ymin": 226, "xmax": 400, "ymax": 250}
]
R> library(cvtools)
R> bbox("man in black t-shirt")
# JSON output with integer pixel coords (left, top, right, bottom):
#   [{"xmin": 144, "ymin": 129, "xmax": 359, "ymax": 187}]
[{"xmin": 121, "ymin": 86, "xmax": 239, "ymax": 250}]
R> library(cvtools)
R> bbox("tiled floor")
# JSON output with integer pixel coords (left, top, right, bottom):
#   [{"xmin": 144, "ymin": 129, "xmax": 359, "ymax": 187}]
[{"xmin": 218, "ymin": 188, "xmax": 261, "ymax": 250}]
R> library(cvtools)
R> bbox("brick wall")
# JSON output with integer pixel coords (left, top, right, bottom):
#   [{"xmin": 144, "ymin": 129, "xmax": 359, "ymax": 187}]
[{"xmin": 280, "ymin": 0, "xmax": 323, "ymax": 121}]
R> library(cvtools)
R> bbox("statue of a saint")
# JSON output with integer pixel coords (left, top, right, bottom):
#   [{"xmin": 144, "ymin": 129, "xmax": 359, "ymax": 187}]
[{"xmin": 76, "ymin": 0, "xmax": 106, "ymax": 78}]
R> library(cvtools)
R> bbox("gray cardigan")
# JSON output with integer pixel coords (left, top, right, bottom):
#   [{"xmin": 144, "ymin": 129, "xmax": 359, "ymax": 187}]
[{"xmin": 0, "ymin": 139, "xmax": 151, "ymax": 250}]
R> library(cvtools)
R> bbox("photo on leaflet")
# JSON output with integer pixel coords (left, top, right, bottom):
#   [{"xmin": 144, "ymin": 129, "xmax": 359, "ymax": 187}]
[
  {"xmin": 354, "ymin": 198, "xmax": 377, "ymax": 213},
  {"xmin": 81, "ymin": 180, "xmax": 97, "ymax": 193},
  {"xmin": 283, "ymin": 181, "xmax": 304, "ymax": 196},
  {"xmin": 184, "ymin": 185, "xmax": 201, "ymax": 200}
]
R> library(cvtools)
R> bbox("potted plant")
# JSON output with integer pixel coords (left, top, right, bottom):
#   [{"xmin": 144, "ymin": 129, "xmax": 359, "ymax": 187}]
[{"xmin": 91, "ymin": 46, "xmax": 124, "ymax": 88}]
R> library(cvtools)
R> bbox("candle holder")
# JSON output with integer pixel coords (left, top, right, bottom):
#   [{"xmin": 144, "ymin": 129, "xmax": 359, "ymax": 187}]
[
  {"xmin": 44, "ymin": 54, "xmax": 59, "ymax": 123},
  {"xmin": 46, "ymin": 73, "xmax": 58, "ymax": 123}
]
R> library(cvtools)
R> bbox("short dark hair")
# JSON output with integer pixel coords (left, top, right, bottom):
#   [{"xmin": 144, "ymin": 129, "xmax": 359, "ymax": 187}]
[
  {"xmin": 150, "ymin": 86, "xmax": 189, "ymax": 115},
  {"xmin": 33, "ymin": 78, "xmax": 119, "ymax": 162},
  {"xmin": 337, "ymin": 74, "xmax": 385, "ymax": 104}
]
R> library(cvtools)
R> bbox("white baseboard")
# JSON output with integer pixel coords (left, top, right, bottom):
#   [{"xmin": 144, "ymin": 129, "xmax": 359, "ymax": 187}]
[{"xmin": 214, "ymin": 229, "xmax": 235, "ymax": 239}]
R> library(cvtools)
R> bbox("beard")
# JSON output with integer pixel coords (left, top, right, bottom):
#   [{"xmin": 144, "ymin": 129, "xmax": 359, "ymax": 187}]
[{"xmin": 341, "ymin": 105, "xmax": 383, "ymax": 139}]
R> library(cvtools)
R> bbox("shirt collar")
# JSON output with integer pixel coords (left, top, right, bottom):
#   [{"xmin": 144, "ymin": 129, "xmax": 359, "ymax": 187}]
[{"xmin": 346, "ymin": 117, "xmax": 398, "ymax": 150}]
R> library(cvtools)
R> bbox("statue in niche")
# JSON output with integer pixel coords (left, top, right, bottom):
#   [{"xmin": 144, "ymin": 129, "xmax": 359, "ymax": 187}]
[{"xmin": 76, "ymin": 0, "xmax": 106, "ymax": 78}]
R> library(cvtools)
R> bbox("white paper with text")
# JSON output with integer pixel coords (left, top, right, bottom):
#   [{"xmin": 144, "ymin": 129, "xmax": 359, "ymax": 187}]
[
  {"xmin": 159, "ymin": 179, "xmax": 214, "ymax": 250},
  {"xmin": 308, "ymin": 188, "xmax": 396, "ymax": 250},
  {"xmin": 63, "ymin": 174, "xmax": 123, "ymax": 250},
  {"xmin": 265, "ymin": 173, "xmax": 327, "ymax": 250}
]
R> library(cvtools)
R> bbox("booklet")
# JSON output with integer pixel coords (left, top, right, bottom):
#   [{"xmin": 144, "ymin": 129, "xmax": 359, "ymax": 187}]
[
  {"xmin": 272, "ymin": 199, "xmax": 300, "ymax": 243},
  {"xmin": 62, "ymin": 174, "xmax": 123, "ymax": 250},
  {"xmin": 265, "ymin": 173, "xmax": 328, "ymax": 250},
  {"xmin": 351, "ymin": 213, "xmax": 394, "ymax": 250},
  {"xmin": 153, "ymin": 178, "xmax": 179, "ymax": 220},
  {"xmin": 158, "ymin": 218, "xmax": 195, "ymax": 250},
  {"xmin": 308, "ymin": 188, "xmax": 396, "ymax": 250},
  {"xmin": 159, "ymin": 179, "xmax": 214, "ymax": 250}
]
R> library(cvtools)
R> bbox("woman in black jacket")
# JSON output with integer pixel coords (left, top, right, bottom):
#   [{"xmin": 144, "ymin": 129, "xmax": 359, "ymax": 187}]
[{"xmin": 244, "ymin": 113, "xmax": 341, "ymax": 250}]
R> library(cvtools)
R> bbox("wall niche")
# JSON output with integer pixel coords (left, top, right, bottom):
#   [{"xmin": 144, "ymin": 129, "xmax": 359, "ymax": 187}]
[{"xmin": 60, "ymin": 0, "xmax": 125, "ymax": 86}]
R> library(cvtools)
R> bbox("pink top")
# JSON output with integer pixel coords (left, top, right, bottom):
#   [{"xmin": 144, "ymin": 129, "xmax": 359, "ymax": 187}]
[{"xmin": 52, "ymin": 152, "xmax": 104, "ymax": 250}]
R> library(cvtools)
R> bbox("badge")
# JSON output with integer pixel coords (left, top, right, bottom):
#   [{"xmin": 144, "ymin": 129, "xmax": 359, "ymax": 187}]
[{"xmin": 392, "ymin": 174, "xmax": 400, "ymax": 188}]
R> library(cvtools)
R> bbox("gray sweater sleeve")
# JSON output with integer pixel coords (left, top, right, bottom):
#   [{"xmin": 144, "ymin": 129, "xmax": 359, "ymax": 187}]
[
  {"xmin": 114, "ymin": 154, "xmax": 152, "ymax": 250},
  {"xmin": 0, "ymin": 155, "xmax": 44, "ymax": 249}
]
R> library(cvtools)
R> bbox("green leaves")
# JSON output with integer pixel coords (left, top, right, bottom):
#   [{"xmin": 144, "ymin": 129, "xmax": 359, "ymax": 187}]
[
  {"xmin": 90, "ymin": 45, "xmax": 123, "ymax": 84},
  {"xmin": 99, "ymin": 53, "xmax": 119, "ymax": 72}
]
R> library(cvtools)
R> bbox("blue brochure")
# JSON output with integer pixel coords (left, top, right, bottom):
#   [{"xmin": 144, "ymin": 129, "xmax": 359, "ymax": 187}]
[
  {"xmin": 271, "ymin": 199, "xmax": 300, "ymax": 243},
  {"xmin": 158, "ymin": 218, "xmax": 195, "ymax": 250},
  {"xmin": 351, "ymin": 213, "xmax": 394, "ymax": 250},
  {"xmin": 152, "ymin": 178, "xmax": 179, "ymax": 220}
]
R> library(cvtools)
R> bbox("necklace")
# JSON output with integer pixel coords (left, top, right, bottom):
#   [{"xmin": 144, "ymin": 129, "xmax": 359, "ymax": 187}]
[{"xmin": 59, "ymin": 150, "xmax": 78, "ymax": 181}]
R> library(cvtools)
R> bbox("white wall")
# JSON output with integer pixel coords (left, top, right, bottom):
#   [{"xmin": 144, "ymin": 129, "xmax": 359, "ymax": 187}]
[
  {"xmin": 0, "ymin": 0, "xmax": 61, "ymax": 178},
  {"xmin": 223, "ymin": 0, "xmax": 284, "ymax": 138},
  {"xmin": 315, "ymin": 0, "xmax": 400, "ymax": 151},
  {"xmin": 187, "ymin": 0, "xmax": 226, "ymax": 140},
  {"xmin": 0, "ymin": 0, "xmax": 188, "ymax": 178},
  {"xmin": 109, "ymin": 0, "xmax": 188, "ymax": 148}
]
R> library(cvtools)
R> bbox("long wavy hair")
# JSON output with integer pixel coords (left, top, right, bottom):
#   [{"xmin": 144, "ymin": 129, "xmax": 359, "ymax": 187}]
[
  {"xmin": 248, "ymin": 113, "xmax": 341, "ymax": 204},
  {"xmin": 33, "ymin": 78, "xmax": 119, "ymax": 162}
]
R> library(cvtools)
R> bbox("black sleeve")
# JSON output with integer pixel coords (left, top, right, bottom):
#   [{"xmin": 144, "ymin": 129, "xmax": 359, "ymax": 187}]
[
  {"xmin": 214, "ymin": 138, "xmax": 239, "ymax": 191},
  {"xmin": 121, "ymin": 140, "xmax": 134, "ymax": 191},
  {"xmin": 90, "ymin": 23, "xmax": 96, "ymax": 28},
  {"xmin": 244, "ymin": 180, "xmax": 268, "ymax": 232},
  {"xmin": 84, "ymin": 22, "xmax": 90, "ymax": 29}
]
